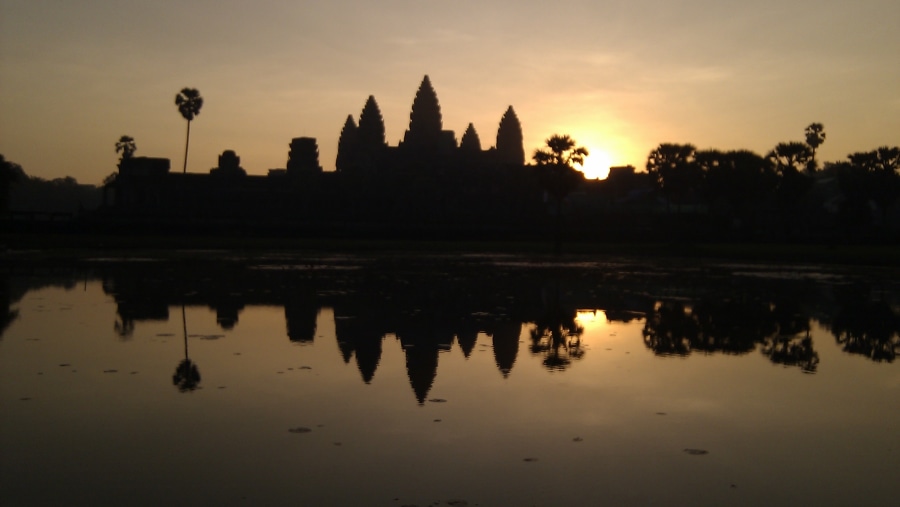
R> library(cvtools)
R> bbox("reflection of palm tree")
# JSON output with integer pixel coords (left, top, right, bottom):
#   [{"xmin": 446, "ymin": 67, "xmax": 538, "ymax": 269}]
[
  {"xmin": 691, "ymin": 298, "xmax": 773, "ymax": 355},
  {"xmin": 173, "ymin": 358, "xmax": 201, "ymax": 392},
  {"xmin": 642, "ymin": 301, "xmax": 698, "ymax": 356},
  {"xmin": 114, "ymin": 316, "xmax": 134, "ymax": 339},
  {"xmin": 763, "ymin": 296, "xmax": 819, "ymax": 372},
  {"xmin": 175, "ymin": 88, "xmax": 203, "ymax": 174},
  {"xmin": 173, "ymin": 305, "xmax": 201, "ymax": 392},
  {"xmin": 529, "ymin": 284, "xmax": 584, "ymax": 370},
  {"xmin": 761, "ymin": 331, "xmax": 820, "ymax": 373}
]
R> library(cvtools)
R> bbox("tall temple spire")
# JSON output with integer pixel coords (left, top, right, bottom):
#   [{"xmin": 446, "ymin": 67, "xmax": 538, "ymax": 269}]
[
  {"xmin": 403, "ymin": 75, "xmax": 443, "ymax": 154},
  {"xmin": 358, "ymin": 95, "xmax": 386, "ymax": 148},
  {"xmin": 459, "ymin": 123, "xmax": 482, "ymax": 153},
  {"xmin": 335, "ymin": 114, "xmax": 358, "ymax": 173},
  {"xmin": 496, "ymin": 106, "xmax": 525, "ymax": 166},
  {"xmin": 356, "ymin": 96, "xmax": 387, "ymax": 171}
]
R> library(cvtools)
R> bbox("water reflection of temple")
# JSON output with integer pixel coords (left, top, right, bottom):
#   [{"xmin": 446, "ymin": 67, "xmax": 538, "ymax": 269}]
[
  {"xmin": 94, "ymin": 261, "xmax": 900, "ymax": 394},
  {"xmin": 6, "ymin": 259, "xmax": 898, "ymax": 403}
]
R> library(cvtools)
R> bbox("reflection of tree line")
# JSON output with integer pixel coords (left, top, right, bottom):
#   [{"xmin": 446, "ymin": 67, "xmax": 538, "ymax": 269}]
[
  {"xmin": 829, "ymin": 284, "xmax": 900, "ymax": 362},
  {"xmin": 0, "ymin": 270, "xmax": 98, "ymax": 341},
  {"xmin": 642, "ymin": 297, "xmax": 820, "ymax": 373},
  {"xmin": 2, "ymin": 262, "xmax": 898, "ymax": 400},
  {"xmin": 639, "ymin": 281, "xmax": 900, "ymax": 371}
]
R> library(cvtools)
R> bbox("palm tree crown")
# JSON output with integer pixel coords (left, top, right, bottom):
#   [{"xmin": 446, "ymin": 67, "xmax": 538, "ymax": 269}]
[
  {"xmin": 175, "ymin": 87, "xmax": 203, "ymax": 173},
  {"xmin": 533, "ymin": 134, "xmax": 588, "ymax": 169},
  {"xmin": 175, "ymin": 88, "xmax": 203, "ymax": 121},
  {"xmin": 115, "ymin": 135, "xmax": 136, "ymax": 161}
]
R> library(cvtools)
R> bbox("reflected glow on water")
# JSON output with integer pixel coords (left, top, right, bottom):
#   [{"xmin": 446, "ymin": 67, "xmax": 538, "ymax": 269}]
[{"xmin": 1, "ymin": 258, "xmax": 898, "ymax": 506}]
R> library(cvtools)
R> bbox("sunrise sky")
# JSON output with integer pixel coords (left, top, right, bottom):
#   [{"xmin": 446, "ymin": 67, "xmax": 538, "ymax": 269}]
[{"xmin": 1, "ymin": 0, "xmax": 898, "ymax": 183}]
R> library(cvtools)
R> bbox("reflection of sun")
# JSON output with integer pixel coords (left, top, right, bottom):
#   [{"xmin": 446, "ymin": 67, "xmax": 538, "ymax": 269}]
[
  {"xmin": 575, "ymin": 309, "xmax": 608, "ymax": 329},
  {"xmin": 578, "ymin": 148, "xmax": 613, "ymax": 180}
]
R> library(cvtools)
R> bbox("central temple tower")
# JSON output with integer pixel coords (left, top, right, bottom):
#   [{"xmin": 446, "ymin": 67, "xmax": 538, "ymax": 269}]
[{"xmin": 402, "ymin": 75, "xmax": 443, "ymax": 160}]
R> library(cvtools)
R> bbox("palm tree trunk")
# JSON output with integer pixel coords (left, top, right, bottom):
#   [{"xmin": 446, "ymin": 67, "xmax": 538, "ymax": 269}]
[
  {"xmin": 182, "ymin": 120, "xmax": 192, "ymax": 174},
  {"xmin": 554, "ymin": 197, "xmax": 562, "ymax": 255},
  {"xmin": 182, "ymin": 304, "xmax": 188, "ymax": 360}
]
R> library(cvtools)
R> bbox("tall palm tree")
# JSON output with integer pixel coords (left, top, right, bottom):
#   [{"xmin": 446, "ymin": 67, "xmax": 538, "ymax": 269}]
[
  {"xmin": 533, "ymin": 134, "xmax": 589, "ymax": 203},
  {"xmin": 804, "ymin": 122, "xmax": 826, "ymax": 171},
  {"xmin": 532, "ymin": 134, "xmax": 588, "ymax": 254},
  {"xmin": 175, "ymin": 88, "xmax": 203, "ymax": 174}
]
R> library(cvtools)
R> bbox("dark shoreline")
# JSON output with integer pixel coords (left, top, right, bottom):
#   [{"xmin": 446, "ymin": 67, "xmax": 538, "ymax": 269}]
[{"xmin": 1, "ymin": 232, "xmax": 899, "ymax": 269}]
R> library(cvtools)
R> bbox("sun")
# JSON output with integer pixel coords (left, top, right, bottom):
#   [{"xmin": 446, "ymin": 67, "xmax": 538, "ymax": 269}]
[{"xmin": 577, "ymin": 148, "xmax": 613, "ymax": 180}]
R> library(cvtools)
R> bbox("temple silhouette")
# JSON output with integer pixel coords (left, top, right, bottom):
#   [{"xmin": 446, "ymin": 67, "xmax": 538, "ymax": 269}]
[
  {"xmin": 336, "ymin": 75, "xmax": 525, "ymax": 174},
  {"xmin": 103, "ymin": 76, "xmax": 543, "ymax": 238}
]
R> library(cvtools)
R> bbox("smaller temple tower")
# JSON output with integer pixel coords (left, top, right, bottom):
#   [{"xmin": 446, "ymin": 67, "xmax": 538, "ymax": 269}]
[
  {"xmin": 496, "ymin": 106, "xmax": 525, "ymax": 166},
  {"xmin": 286, "ymin": 137, "xmax": 323, "ymax": 176},
  {"xmin": 210, "ymin": 150, "xmax": 247, "ymax": 177}
]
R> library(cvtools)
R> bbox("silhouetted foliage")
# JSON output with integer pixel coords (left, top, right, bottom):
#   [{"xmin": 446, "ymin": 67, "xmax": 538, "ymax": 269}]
[
  {"xmin": 115, "ymin": 135, "xmax": 137, "ymax": 165},
  {"xmin": 829, "ymin": 284, "xmax": 900, "ymax": 362},
  {"xmin": 529, "ymin": 285, "xmax": 584, "ymax": 371},
  {"xmin": 646, "ymin": 143, "xmax": 702, "ymax": 212},
  {"xmin": 0, "ymin": 154, "xmax": 24, "ymax": 213},
  {"xmin": 8, "ymin": 169, "xmax": 101, "ymax": 214},
  {"xmin": 846, "ymin": 147, "xmax": 900, "ymax": 227},
  {"xmin": 175, "ymin": 87, "xmax": 203, "ymax": 174},
  {"xmin": 701, "ymin": 149, "xmax": 777, "ymax": 235},
  {"xmin": 767, "ymin": 142, "xmax": 815, "ymax": 235},
  {"xmin": 761, "ymin": 333, "xmax": 819, "ymax": 373},
  {"xmin": 533, "ymin": 134, "xmax": 588, "ymax": 201},
  {"xmin": 768, "ymin": 142, "xmax": 814, "ymax": 175},
  {"xmin": 642, "ymin": 301, "xmax": 700, "ymax": 356},
  {"xmin": 0, "ymin": 274, "xmax": 19, "ymax": 339},
  {"xmin": 173, "ymin": 359, "xmax": 201, "ymax": 392},
  {"xmin": 533, "ymin": 134, "xmax": 588, "ymax": 253},
  {"xmin": 804, "ymin": 122, "xmax": 826, "ymax": 171},
  {"xmin": 642, "ymin": 295, "xmax": 820, "ymax": 372}
]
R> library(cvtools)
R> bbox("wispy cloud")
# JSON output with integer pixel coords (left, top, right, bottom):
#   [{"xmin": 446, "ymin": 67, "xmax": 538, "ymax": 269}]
[{"xmin": 387, "ymin": 28, "xmax": 477, "ymax": 47}]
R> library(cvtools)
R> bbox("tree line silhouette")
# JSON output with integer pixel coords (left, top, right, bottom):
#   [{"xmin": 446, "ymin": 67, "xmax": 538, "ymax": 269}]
[{"xmin": 619, "ymin": 124, "xmax": 899, "ymax": 242}]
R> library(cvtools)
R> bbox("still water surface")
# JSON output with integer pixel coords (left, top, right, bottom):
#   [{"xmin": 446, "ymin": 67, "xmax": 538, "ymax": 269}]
[{"xmin": 1, "ymin": 255, "xmax": 898, "ymax": 506}]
